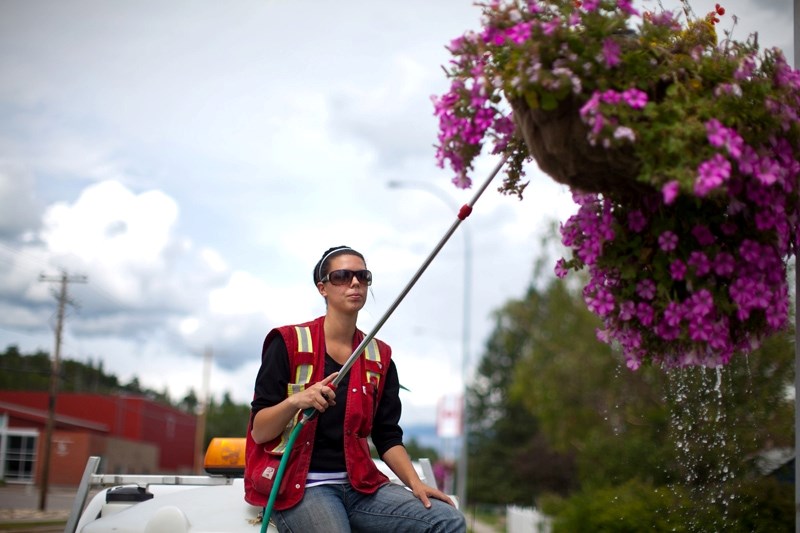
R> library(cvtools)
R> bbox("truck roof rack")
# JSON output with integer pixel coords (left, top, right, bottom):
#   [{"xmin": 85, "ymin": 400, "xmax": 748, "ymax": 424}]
[{"xmin": 65, "ymin": 456, "xmax": 235, "ymax": 533}]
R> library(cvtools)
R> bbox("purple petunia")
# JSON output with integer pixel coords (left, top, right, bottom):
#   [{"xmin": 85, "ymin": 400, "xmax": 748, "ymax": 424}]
[
  {"xmin": 670, "ymin": 259, "xmax": 687, "ymax": 280},
  {"xmin": 636, "ymin": 279, "xmax": 656, "ymax": 300},
  {"xmin": 627, "ymin": 210, "xmax": 647, "ymax": 232},
  {"xmin": 695, "ymin": 154, "xmax": 732, "ymax": 196},
  {"xmin": 658, "ymin": 231, "xmax": 678, "ymax": 251},
  {"xmin": 601, "ymin": 38, "xmax": 621, "ymax": 68},
  {"xmin": 662, "ymin": 180, "xmax": 679, "ymax": 204}
]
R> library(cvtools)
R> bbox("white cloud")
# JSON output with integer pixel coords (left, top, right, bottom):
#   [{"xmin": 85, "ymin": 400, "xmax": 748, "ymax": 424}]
[
  {"xmin": 0, "ymin": 163, "xmax": 41, "ymax": 237},
  {"xmin": 0, "ymin": 0, "xmax": 793, "ymax": 429}
]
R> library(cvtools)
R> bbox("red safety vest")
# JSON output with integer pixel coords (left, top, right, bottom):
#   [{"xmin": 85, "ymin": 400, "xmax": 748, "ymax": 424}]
[{"xmin": 244, "ymin": 316, "xmax": 392, "ymax": 510}]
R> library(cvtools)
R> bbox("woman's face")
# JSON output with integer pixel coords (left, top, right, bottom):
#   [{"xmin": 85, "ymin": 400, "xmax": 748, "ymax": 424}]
[{"xmin": 317, "ymin": 254, "xmax": 368, "ymax": 314}]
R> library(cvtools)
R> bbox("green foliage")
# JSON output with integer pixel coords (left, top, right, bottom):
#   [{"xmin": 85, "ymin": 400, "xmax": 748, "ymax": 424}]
[
  {"xmin": 0, "ymin": 344, "xmax": 123, "ymax": 393},
  {"xmin": 467, "ymin": 242, "xmax": 794, "ymax": 526},
  {"xmin": 467, "ymin": 278, "xmax": 578, "ymax": 506},
  {"xmin": 724, "ymin": 477, "xmax": 794, "ymax": 532},
  {"xmin": 203, "ymin": 392, "xmax": 250, "ymax": 447},
  {"xmin": 542, "ymin": 476, "xmax": 794, "ymax": 532},
  {"xmin": 0, "ymin": 345, "xmax": 51, "ymax": 390},
  {"xmin": 543, "ymin": 479, "xmax": 690, "ymax": 532}
]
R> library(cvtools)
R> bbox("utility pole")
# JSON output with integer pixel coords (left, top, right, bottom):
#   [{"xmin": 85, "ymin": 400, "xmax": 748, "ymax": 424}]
[
  {"xmin": 38, "ymin": 271, "xmax": 87, "ymax": 511},
  {"xmin": 194, "ymin": 346, "xmax": 213, "ymax": 474}
]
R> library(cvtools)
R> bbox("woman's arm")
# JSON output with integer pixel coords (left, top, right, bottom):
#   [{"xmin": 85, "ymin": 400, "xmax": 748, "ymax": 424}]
[
  {"xmin": 371, "ymin": 361, "xmax": 455, "ymax": 507},
  {"xmin": 250, "ymin": 334, "xmax": 338, "ymax": 444},
  {"xmin": 251, "ymin": 372, "xmax": 338, "ymax": 443},
  {"xmin": 381, "ymin": 444, "xmax": 456, "ymax": 508}
]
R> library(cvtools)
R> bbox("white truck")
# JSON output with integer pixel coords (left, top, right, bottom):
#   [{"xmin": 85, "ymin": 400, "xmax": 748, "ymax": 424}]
[{"xmin": 65, "ymin": 438, "xmax": 445, "ymax": 533}]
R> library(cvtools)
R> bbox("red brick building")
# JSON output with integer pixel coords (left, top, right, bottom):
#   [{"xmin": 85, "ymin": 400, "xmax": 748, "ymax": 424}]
[{"xmin": 0, "ymin": 391, "xmax": 197, "ymax": 485}]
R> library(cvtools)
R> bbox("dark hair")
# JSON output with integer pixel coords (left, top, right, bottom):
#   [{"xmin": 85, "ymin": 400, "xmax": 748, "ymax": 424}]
[{"xmin": 313, "ymin": 246, "xmax": 366, "ymax": 285}]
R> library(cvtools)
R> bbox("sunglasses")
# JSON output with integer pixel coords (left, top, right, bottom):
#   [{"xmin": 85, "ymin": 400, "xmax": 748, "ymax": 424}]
[{"xmin": 321, "ymin": 269, "xmax": 373, "ymax": 286}]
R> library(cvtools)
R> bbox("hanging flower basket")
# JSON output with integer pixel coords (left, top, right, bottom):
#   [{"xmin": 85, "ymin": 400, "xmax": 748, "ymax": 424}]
[
  {"xmin": 509, "ymin": 95, "xmax": 644, "ymax": 198},
  {"xmin": 432, "ymin": 0, "xmax": 800, "ymax": 368}
]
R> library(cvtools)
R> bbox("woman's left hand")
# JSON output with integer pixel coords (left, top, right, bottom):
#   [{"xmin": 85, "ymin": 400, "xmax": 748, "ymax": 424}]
[{"xmin": 409, "ymin": 482, "xmax": 457, "ymax": 509}]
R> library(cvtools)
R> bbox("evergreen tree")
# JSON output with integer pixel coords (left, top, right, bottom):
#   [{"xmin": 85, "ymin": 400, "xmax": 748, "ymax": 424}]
[{"xmin": 204, "ymin": 392, "xmax": 250, "ymax": 447}]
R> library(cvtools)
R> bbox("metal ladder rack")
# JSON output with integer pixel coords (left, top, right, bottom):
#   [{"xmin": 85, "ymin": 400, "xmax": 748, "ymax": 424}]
[{"xmin": 64, "ymin": 456, "xmax": 234, "ymax": 533}]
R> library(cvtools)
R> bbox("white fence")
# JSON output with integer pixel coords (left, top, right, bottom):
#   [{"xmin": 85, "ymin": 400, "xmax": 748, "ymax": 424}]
[{"xmin": 506, "ymin": 505, "xmax": 552, "ymax": 533}]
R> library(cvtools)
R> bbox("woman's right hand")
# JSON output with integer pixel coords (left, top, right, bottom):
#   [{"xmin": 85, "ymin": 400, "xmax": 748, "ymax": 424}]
[
  {"xmin": 292, "ymin": 372, "xmax": 339, "ymax": 412},
  {"xmin": 251, "ymin": 372, "xmax": 340, "ymax": 443}
]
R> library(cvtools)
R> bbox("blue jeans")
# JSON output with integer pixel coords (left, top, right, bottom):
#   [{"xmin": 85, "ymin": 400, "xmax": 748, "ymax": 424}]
[{"xmin": 272, "ymin": 482, "xmax": 466, "ymax": 532}]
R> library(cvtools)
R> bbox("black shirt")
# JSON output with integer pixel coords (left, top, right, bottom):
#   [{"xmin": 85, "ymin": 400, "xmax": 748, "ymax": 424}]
[{"xmin": 251, "ymin": 335, "xmax": 404, "ymax": 472}]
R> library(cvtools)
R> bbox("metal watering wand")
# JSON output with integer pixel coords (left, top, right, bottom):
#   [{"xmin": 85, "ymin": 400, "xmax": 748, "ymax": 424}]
[{"xmin": 260, "ymin": 156, "xmax": 507, "ymax": 531}]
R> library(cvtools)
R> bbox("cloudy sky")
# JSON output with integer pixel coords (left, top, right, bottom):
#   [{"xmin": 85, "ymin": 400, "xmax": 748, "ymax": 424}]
[{"xmin": 0, "ymin": 0, "xmax": 794, "ymax": 428}]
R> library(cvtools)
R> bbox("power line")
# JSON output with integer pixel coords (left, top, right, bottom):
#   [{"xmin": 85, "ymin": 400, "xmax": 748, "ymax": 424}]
[{"xmin": 36, "ymin": 270, "xmax": 87, "ymax": 511}]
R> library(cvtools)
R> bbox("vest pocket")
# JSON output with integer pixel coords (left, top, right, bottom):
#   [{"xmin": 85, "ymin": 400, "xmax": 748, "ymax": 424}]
[{"xmin": 247, "ymin": 447, "xmax": 283, "ymax": 497}]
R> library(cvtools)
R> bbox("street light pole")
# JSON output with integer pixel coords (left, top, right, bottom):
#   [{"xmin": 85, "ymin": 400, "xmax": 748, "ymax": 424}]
[{"xmin": 387, "ymin": 180, "xmax": 472, "ymax": 508}]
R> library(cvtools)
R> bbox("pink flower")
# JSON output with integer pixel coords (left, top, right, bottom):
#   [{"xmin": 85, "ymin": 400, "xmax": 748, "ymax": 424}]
[
  {"xmin": 755, "ymin": 156, "xmax": 780, "ymax": 185},
  {"xmin": 705, "ymin": 118, "xmax": 726, "ymax": 146},
  {"xmin": 579, "ymin": 92, "xmax": 601, "ymax": 118},
  {"xmin": 554, "ymin": 258, "xmax": 569, "ymax": 278},
  {"xmin": 600, "ymin": 90, "xmax": 622, "ymax": 105},
  {"xmin": 452, "ymin": 172, "xmax": 472, "ymax": 189},
  {"xmin": 581, "ymin": 0, "xmax": 601, "ymax": 12},
  {"xmin": 622, "ymin": 88, "xmax": 648, "ymax": 109},
  {"xmin": 713, "ymin": 252, "xmax": 735, "ymax": 276},
  {"xmin": 688, "ymin": 319, "xmax": 714, "ymax": 342},
  {"xmin": 688, "ymin": 289, "xmax": 714, "ymax": 317},
  {"xmin": 616, "ymin": 0, "xmax": 639, "ymax": 15},
  {"xmin": 627, "ymin": 210, "xmax": 647, "ymax": 232},
  {"xmin": 626, "ymin": 356, "xmax": 642, "ymax": 371},
  {"xmin": 586, "ymin": 287, "xmax": 615, "ymax": 316},
  {"xmin": 601, "ymin": 38, "xmax": 621, "ymax": 68},
  {"xmin": 669, "ymin": 259, "xmax": 686, "ymax": 280},
  {"xmin": 662, "ymin": 180, "xmax": 679, "ymax": 204},
  {"xmin": 695, "ymin": 154, "xmax": 732, "ymax": 196},
  {"xmin": 636, "ymin": 302, "xmax": 654, "ymax": 325},
  {"xmin": 619, "ymin": 300, "xmax": 635, "ymax": 321},
  {"xmin": 691, "ymin": 225, "xmax": 715, "ymax": 246},
  {"xmin": 658, "ymin": 230, "xmax": 678, "ymax": 251},
  {"xmin": 688, "ymin": 251, "xmax": 711, "ymax": 276},
  {"xmin": 636, "ymin": 279, "xmax": 656, "ymax": 300},
  {"xmin": 506, "ymin": 22, "xmax": 532, "ymax": 45},
  {"xmin": 655, "ymin": 321, "xmax": 680, "ymax": 341},
  {"xmin": 663, "ymin": 301, "xmax": 684, "ymax": 326}
]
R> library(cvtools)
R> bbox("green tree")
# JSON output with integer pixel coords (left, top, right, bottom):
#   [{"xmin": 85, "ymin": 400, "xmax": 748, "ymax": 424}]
[
  {"xmin": 0, "ymin": 345, "xmax": 51, "ymax": 389},
  {"xmin": 180, "ymin": 388, "xmax": 200, "ymax": 413},
  {"xmin": 508, "ymin": 274, "xmax": 675, "ymax": 489},
  {"xmin": 204, "ymin": 392, "xmax": 251, "ymax": 447},
  {"xmin": 467, "ymin": 277, "xmax": 577, "ymax": 506}
]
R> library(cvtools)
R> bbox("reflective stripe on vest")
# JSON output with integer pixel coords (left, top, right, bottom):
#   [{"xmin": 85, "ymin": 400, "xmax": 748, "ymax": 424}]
[
  {"xmin": 364, "ymin": 338, "xmax": 382, "ymax": 387},
  {"xmin": 296, "ymin": 325, "xmax": 313, "ymax": 353},
  {"xmin": 275, "ymin": 326, "xmax": 314, "ymax": 454},
  {"xmin": 289, "ymin": 326, "xmax": 314, "ymax": 394}
]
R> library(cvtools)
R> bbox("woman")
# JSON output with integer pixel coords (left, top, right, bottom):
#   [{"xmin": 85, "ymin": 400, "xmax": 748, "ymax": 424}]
[{"xmin": 249, "ymin": 245, "xmax": 466, "ymax": 532}]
